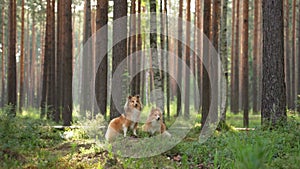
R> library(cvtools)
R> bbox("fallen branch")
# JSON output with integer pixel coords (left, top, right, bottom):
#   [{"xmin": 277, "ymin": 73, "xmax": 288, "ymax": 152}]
[
  {"xmin": 234, "ymin": 128, "xmax": 255, "ymax": 131},
  {"xmin": 42, "ymin": 125, "xmax": 106, "ymax": 130}
]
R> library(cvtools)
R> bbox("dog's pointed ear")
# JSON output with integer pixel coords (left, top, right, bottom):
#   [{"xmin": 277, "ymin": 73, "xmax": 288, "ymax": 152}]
[
  {"xmin": 128, "ymin": 95, "xmax": 132, "ymax": 100},
  {"xmin": 135, "ymin": 95, "xmax": 140, "ymax": 99}
]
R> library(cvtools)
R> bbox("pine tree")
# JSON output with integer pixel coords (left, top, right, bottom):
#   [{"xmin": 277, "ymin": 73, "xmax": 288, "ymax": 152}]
[
  {"xmin": 261, "ymin": 0, "xmax": 287, "ymax": 126},
  {"xmin": 7, "ymin": 0, "xmax": 17, "ymax": 116}
]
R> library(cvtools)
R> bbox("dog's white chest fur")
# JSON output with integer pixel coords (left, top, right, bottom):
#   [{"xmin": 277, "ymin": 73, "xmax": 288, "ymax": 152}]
[
  {"xmin": 129, "ymin": 108, "xmax": 140, "ymax": 123},
  {"xmin": 149, "ymin": 121, "xmax": 161, "ymax": 134}
]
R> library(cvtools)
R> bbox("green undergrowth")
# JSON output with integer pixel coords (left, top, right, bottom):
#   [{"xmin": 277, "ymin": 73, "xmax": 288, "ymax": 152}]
[{"xmin": 0, "ymin": 107, "xmax": 299, "ymax": 168}]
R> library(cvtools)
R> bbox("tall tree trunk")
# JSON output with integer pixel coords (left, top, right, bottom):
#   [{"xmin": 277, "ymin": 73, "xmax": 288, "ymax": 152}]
[
  {"xmin": 37, "ymin": 20, "xmax": 45, "ymax": 108},
  {"xmin": 160, "ymin": 0, "xmax": 165, "ymax": 120},
  {"xmin": 30, "ymin": 15, "xmax": 37, "ymax": 108},
  {"xmin": 298, "ymin": 0, "xmax": 300, "ymax": 111},
  {"xmin": 150, "ymin": 0, "xmax": 163, "ymax": 111},
  {"xmin": 41, "ymin": 0, "xmax": 55, "ymax": 120},
  {"xmin": 232, "ymin": 0, "xmax": 240, "ymax": 114},
  {"xmin": 253, "ymin": 0, "xmax": 260, "ymax": 114},
  {"xmin": 7, "ymin": 0, "xmax": 17, "ymax": 116},
  {"xmin": 212, "ymin": 0, "xmax": 221, "ymax": 50},
  {"xmin": 230, "ymin": 0, "xmax": 236, "ymax": 114},
  {"xmin": 212, "ymin": 0, "xmax": 221, "ymax": 123},
  {"xmin": 25, "ymin": 11, "xmax": 30, "ymax": 108},
  {"xmin": 19, "ymin": 0, "xmax": 25, "ymax": 113},
  {"xmin": 137, "ymin": 0, "xmax": 142, "ymax": 99},
  {"xmin": 176, "ymin": 0, "xmax": 183, "ymax": 116},
  {"xmin": 184, "ymin": 0, "xmax": 191, "ymax": 118},
  {"xmin": 202, "ymin": 0, "xmax": 212, "ymax": 126},
  {"xmin": 220, "ymin": 0, "xmax": 228, "ymax": 123},
  {"xmin": 110, "ymin": 0, "xmax": 127, "ymax": 120},
  {"xmin": 96, "ymin": 0, "xmax": 108, "ymax": 118},
  {"xmin": 284, "ymin": 0, "xmax": 292, "ymax": 110},
  {"xmin": 196, "ymin": 0, "xmax": 202, "ymax": 114},
  {"xmin": 81, "ymin": 0, "xmax": 92, "ymax": 117},
  {"xmin": 91, "ymin": 11, "xmax": 96, "ymax": 113},
  {"xmin": 165, "ymin": 0, "xmax": 170, "ymax": 119},
  {"xmin": 261, "ymin": 0, "xmax": 287, "ymax": 127},
  {"xmin": 55, "ymin": 0, "xmax": 64, "ymax": 122},
  {"xmin": 257, "ymin": 0, "xmax": 263, "ymax": 112},
  {"xmin": 62, "ymin": 0, "xmax": 73, "ymax": 126},
  {"xmin": 193, "ymin": 0, "xmax": 198, "ymax": 110},
  {"xmin": 130, "ymin": 0, "xmax": 137, "ymax": 95},
  {"xmin": 1, "ymin": 5, "xmax": 6, "ymax": 107},
  {"xmin": 241, "ymin": 0, "xmax": 249, "ymax": 127},
  {"xmin": 48, "ymin": 0, "xmax": 56, "ymax": 120},
  {"xmin": 291, "ymin": 0, "xmax": 296, "ymax": 110}
]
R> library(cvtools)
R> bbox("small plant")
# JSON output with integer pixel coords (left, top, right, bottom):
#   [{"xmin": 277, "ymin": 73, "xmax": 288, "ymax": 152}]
[{"xmin": 225, "ymin": 132, "xmax": 275, "ymax": 169}]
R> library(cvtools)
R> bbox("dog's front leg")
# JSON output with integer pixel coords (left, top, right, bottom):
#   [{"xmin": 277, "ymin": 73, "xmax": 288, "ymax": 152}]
[
  {"xmin": 133, "ymin": 129, "xmax": 137, "ymax": 136},
  {"xmin": 133, "ymin": 123, "xmax": 138, "ymax": 136},
  {"xmin": 123, "ymin": 125, "xmax": 128, "ymax": 137}
]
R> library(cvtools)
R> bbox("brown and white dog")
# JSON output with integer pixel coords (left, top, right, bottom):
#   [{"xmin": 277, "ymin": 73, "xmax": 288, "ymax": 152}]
[
  {"xmin": 105, "ymin": 95, "xmax": 142, "ymax": 141},
  {"xmin": 143, "ymin": 108, "xmax": 171, "ymax": 137}
]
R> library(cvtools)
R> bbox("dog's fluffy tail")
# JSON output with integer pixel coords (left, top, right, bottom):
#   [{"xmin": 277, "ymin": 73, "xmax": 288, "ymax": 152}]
[
  {"xmin": 105, "ymin": 126, "xmax": 119, "ymax": 142},
  {"xmin": 162, "ymin": 131, "xmax": 171, "ymax": 137}
]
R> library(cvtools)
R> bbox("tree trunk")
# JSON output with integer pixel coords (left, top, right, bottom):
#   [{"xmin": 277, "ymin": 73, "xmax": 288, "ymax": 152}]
[
  {"xmin": 7, "ymin": 0, "xmax": 17, "ymax": 116},
  {"xmin": 37, "ymin": 20, "xmax": 45, "ymax": 108},
  {"xmin": 253, "ymin": 0, "xmax": 260, "ymax": 114},
  {"xmin": 165, "ymin": 0, "xmax": 170, "ymax": 119},
  {"xmin": 110, "ymin": 0, "xmax": 127, "ymax": 120},
  {"xmin": 232, "ymin": 0, "xmax": 240, "ymax": 114},
  {"xmin": 230, "ymin": 0, "xmax": 236, "ymax": 114},
  {"xmin": 19, "ymin": 0, "xmax": 25, "ymax": 113},
  {"xmin": 81, "ymin": 0, "xmax": 92, "ymax": 117},
  {"xmin": 41, "ymin": 0, "xmax": 55, "ymax": 120},
  {"xmin": 136, "ymin": 0, "xmax": 143, "ymax": 98},
  {"xmin": 176, "ymin": 0, "xmax": 183, "ymax": 116},
  {"xmin": 55, "ymin": 0, "xmax": 64, "ymax": 122},
  {"xmin": 137, "ymin": 0, "xmax": 142, "ymax": 99},
  {"xmin": 193, "ymin": 0, "xmax": 198, "ymax": 110},
  {"xmin": 184, "ymin": 0, "xmax": 191, "ymax": 119},
  {"xmin": 138, "ymin": 0, "xmax": 144, "ymax": 101},
  {"xmin": 25, "ymin": 11, "xmax": 30, "ymax": 108},
  {"xmin": 1, "ymin": 5, "xmax": 5, "ymax": 107},
  {"xmin": 261, "ymin": 0, "xmax": 287, "ymax": 127},
  {"xmin": 196, "ymin": 0, "xmax": 202, "ymax": 114},
  {"xmin": 212, "ymin": 0, "xmax": 221, "ymax": 50},
  {"xmin": 212, "ymin": 0, "xmax": 221, "ymax": 123},
  {"xmin": 30, "ymin": 15, "xmax": 36, "ymax": 108},
  {"xmin": 96, "ymin": 0, "xmax": 108, "ymax": 118},
  {"xmin": 298, "ymin": 0, "xmax": 300, "ymax": 111},
  {"xmin": 220, "ymin": 0, "xmax": 228, "ymax": 123},
  {"xmin": 257, "ymin": 0, "xmax": 262, "ymax": 112},
  {"xmin": 160, "ymin": 0, "xmax": 165, "ymax": 121},
  {"xmin": 62, "ymin": 0, "xmax": 73, "ymax": 126},
  {"xmin": 241, "ymin": 0, "xmax": 249, "ymax": 127},
  {"xmin": 48, "ymin": 0, "xmax": 56, "ymax": 120},
  {"xmin": 284, "ymin": 0, "xmax": 291, "ymax": 110},
  {"xmin": 149, "ymin": 0, "xmax": 163, "ymax": 111},
  {"xmin": 202, "ymin": 0, "xmax": 212, "ymax": 126},
  {"xmin": 291, "ymin": 0, "xmax": 296, "ymax": 110},
  {"xmin": 130, "ymin": 0, "xmax": 137, "ymax": 95}
]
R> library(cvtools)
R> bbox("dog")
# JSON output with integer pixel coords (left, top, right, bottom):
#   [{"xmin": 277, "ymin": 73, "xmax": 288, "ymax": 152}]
[
  {"xmin": 143, "ymin": 107, "xmax": 171, "ymax": 137},
  {"xmin": 105, "ymin": 95, "xmax": 142, "ymax": 141}
]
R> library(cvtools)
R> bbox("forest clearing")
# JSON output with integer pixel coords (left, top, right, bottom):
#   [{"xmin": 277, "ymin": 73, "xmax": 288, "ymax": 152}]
[{"xmin": 1, "ymin": 0, "xmax": 300, "ymax": 168}]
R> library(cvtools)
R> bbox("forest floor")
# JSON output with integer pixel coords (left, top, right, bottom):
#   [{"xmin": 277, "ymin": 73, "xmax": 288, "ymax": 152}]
[{"xmin": 0, "ymin": 108, "xmax": 300, "ymax": 169}]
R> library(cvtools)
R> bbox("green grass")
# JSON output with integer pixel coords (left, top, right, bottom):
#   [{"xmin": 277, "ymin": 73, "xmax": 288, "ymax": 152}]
[{"xmin": 0, "ymin": 106, "xmax": 300, "ymax": 168}]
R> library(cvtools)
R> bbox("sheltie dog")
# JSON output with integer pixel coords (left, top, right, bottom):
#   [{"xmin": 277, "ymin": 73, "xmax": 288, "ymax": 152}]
[
  {"xmin": 143, "ymin": 107, "xmax": 171, "ymax": 137},
  {"xmin": 105, "ymin": 95, "xmax": 142, "ymax": 141}
]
